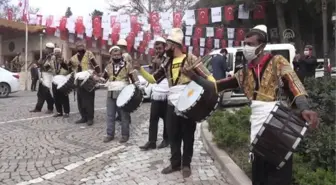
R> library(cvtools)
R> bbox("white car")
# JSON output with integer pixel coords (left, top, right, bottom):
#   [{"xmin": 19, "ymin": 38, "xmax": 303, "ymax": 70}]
[{"xmin": 0, "ymin": 67, "xmax": 20, "ymax": 97}]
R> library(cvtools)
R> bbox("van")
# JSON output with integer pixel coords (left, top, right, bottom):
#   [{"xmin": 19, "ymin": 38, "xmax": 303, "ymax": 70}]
[{"xmin": 202, "ymin": 44, "xmax": 296, "ymax": 105}]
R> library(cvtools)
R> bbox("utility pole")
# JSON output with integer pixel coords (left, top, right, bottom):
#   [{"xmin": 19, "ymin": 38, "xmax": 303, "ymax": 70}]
[{"xmin": 322, "ymin": 0, "xmax": 329, "ymax": 76}]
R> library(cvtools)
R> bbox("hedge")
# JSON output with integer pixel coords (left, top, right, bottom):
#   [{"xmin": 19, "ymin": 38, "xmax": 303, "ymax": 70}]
[{"xmin": 207, "ymin": 76, "xmax": 336, "ymax": 185}]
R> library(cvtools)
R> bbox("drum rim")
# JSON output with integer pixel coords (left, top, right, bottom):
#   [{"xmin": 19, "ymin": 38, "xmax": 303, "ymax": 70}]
[{"xmin": 116, "ymin": 84, "xmax": 137, "ymax": 107}]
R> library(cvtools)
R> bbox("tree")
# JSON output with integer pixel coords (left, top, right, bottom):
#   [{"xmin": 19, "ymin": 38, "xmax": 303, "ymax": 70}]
[
  {"xmin": 65, "ymin": 7, "xmax": 73, "ymax": 18},
  {"xmin": 90, "ymin": 9, "xmax": 103, "ymax": 17},
  {"xmin": 107, "ymin": 0, "xmax": 197, "ymax": 15}
]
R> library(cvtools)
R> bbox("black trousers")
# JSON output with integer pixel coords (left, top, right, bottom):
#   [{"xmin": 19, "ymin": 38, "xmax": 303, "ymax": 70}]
[
  {"xmin": 35, "ymin": 82, "xmax": 54, "ymax": 111},
  {"xmin": 252, "ymin": 154, "xmax": 293, "ymax": 185},
  {"xmin": 166, "ymin": 105, "xmax": 197, "ymax": 168},
  {"xmin": 31, "ymin": 78, "xmax": 38, "ymax": 91},
  {"xmin": 77, "ymin": 87, "xmax": 95, "ymax": 121},
  {"xmin": 148, "ymin": 100, "xmax": 168, "ymax": 143},
  {"xmin": 52, "ymin": 84, "xmax": 70, "ymax": 114}
]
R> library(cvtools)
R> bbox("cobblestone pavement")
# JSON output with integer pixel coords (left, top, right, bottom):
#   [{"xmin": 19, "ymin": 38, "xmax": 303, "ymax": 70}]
[{"xmin": 0, "ymin": 90, "xmax": 231, "ymax": 185}]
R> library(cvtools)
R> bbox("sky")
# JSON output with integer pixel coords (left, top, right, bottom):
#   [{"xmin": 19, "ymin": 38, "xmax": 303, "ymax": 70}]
[{"xmin": 17, "ymin": 0, "xmax": 112, "ymax": 16}]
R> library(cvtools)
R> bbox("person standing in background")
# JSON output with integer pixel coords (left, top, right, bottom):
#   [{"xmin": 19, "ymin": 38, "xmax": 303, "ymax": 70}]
[
  {"xmin": 211, "ymin": 49, "xmax": 228, "ymax": 80},
  {"xmin": 296, "ymin": 45, "xmax": 318, "ymax": 82},
  {"xmin": 30, "ymin": 63, "xmax": 39, "ymax": 91}
]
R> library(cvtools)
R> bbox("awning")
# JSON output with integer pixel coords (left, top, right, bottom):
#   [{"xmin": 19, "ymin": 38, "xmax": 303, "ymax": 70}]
[{"xmin": 0, "ymin": 18, "xmax": 45, "ymax": 39}]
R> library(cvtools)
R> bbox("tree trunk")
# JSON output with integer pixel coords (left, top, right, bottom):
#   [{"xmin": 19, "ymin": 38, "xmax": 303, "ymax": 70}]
[{"xmin": 275, "ymin": 1, "xmax": 287, "ymax": 43}]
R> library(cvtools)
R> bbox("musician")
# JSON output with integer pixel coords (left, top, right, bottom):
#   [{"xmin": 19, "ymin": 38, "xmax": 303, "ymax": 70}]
[
  {"xmin": 52, "ymin": 48, "xmax": 70, "ymax": 118},
  {"xmin": 102, "ymin": 46, "xmax": 140, "ymax": 143},
  {"xmin": 184, "ymin": 25, "xmax": 318, "ymax": 185},
  {"xmin": 134, "ymin": 28, "xmax": 217, "ymax": 178},
  {"xmin": 30, "ymin": 43, "xmax": 55, "ymax": 114},
  {"xmin": 139, "ymin": 37, "xmax": 169, "ymax": 150},
  {"xmin": 69, "ymin": 41, "xmax": 101, "ymax": 126}
]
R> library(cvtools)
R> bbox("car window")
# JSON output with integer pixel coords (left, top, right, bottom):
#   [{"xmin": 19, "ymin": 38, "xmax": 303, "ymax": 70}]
[{"xmin": 265, "ymin": 49, "xmax": 290, "ymax": 61}]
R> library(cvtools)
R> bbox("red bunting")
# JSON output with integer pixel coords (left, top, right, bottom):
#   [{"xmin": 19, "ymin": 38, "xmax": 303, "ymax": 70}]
[
  {"xmin": 173, "ymin": 12, "xmax": 182, "ymax": 28},
  {"xmin": 110, "ymin": 16, "xmax": 117, "ymax": 27},
  {"xmin": 7, "ymin": 8, "xmax": 13, "ymax": 21},
  {"xmin": 194, "ymin": 27, "xmax": 203, "ymax": 38},
  {"xmin": 144, "ymin": 32, "xmax": 152, "ymax": 42},
  {"xmin": 152, "ymin": 25, "xmax": 161, "ymax": 35},
  {"xmin": 75, "ymin": 16, "xmax": 84, "ymax": 34},
  {"xmin": 92, "ymin": 16, "xmax": 102, "ymax": 39},
  {"xmin": 192, "ymin": 37, "xmax": 199, "ymax": 48},
  {"xmin": 112, "ymin": 22, "xmax": 121, "ymax": 34},
  {"xmin": 236, "ymin": 28, "xmax": 245, "ymax": 41},
  {"xmin": 224, "ymin": 5, "xmax": 235, "ymax": 21},
  {"xmin": 150, "ymin": 12, "xmax": 160, "ymax": 26},
  {"xmin": 206, "ymin": 38, "xmax": 213, "ymax": 49},
  {"xmin": 59, "ymin": 16, "xmax": 67, "ymax": 31},
  {"xmin": 234, "ymin": 41, "xmax": 242, "ymax": 47},
  {"xmin": 197, "ymin": 8, "xmax": 209, "ymax": 25},
  {"xmin": 253, "ymin": 4, "xmax": 265, "ymax": 19},
  {"xmin": 111, "ymin": 33, "xmax": 119, "ymax": 44},
  {"xmin": 221, "ymin": 40, "xmax": 227, "ymax": 48},
  {"xmin": 215, "ymin": 27, "xmax": 224, "ymax": 39}
]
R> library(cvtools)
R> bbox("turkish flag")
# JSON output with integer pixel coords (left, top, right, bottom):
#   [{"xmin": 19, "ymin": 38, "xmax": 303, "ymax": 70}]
[
  {"xmin": 111, "ymin": 33, "xmax": 119, "ymax": 44},
  {"xmin": 7, "ymin": 8, "xmax": 13, "ymax": 20},
  {"xmin": 234, "ymin": 41, "xmax": 241, "ymax": 47},
  {"xmin": 205, "ymin": 38, "xmax": 213, "ymax": 49},
  {"xmin": 192, "ymin": 37, "xmax": 199, "ymax": 48},
  {"xmin": 110, "ymin": 16, "xmax": 117, "ymax": 28},
  {"xmin": 144, "ymin": 32, "xmax": 152, "ymax": 42},
  {"xmin": 236, "ymin": 28, "xmax": 245, "ymax": 41},
  {"xmin": 152, "ymin": 25, "xmax": 161, "ymax": 35},
  {"xmin": 150, "ymin": 12, "xmax": 160, "ymax": 26},
  {"xmin": 173, "ymin": 12, "xmax": 182, "ymax": 28},
  {"xmin": 215, "ymin": 27, "xmax": 224, "ymax": 39},
  {"xmin": 112, "ymin": 22, "xmax": 121, "ymax": 34},
  {"xmin": 92, "ymin": 16, "xmax": 102, "ymax": 39},
  {"xmin": 197, "ymin": 8, "xmax": 209, "ymax": 25},
  {"xmin": 45, "ymin": 15, "xmax": 55, "ymax": 35},
  {"xmin": 221, "ymin": 40, "xmax": 227, "ymax": 48},
  {"xmin": 59, "ymin": 16, "xmax": 67, "ymax": 31},
  {"xmin": 194, "ymin": 27, "xmax": 203, "ymax": 38},
  {"xmin": 253, "ymin": 4, "xmax": 266, "ymax": 19},
  {"xmin": 127, "ymin": 32, "xmax": 136, "ymax": 45},
  {"xmin": 132, "ymin": 23, "xmax": 141, "ymax": 34},
  {"xmin": 224, "ymin": 5, "xmax": 235, "ymax": 21},
  {"xmin": 75, "ymin": 16, "xmax": 85, "ymax": 34}
]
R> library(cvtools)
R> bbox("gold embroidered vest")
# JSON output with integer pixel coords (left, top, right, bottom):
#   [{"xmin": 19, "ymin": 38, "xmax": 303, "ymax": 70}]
[
  {"xmin": 70, "ymin": 51, "xmax": 95, "ymax": 72},
  {"xmin": 104, "ymin": 62, "xmax": 132, "ymax": 83}
]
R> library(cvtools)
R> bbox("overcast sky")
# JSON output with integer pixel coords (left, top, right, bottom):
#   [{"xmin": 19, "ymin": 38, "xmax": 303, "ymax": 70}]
[{"xmin": 25, "ymin": 0, "xmax": 112, "ymax": 16}]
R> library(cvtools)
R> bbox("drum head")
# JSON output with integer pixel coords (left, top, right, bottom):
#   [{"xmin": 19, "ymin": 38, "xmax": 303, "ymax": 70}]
[
  {"xmin": 177, "ymin": 81, "xmax": 204, "ymax": 112},
  {"xmin": 116, "ymin": 85, "xmax": 136, "ymax": 107}
]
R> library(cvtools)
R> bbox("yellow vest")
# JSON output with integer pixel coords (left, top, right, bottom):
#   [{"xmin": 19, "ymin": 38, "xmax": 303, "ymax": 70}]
[{"xmin": 70, "ymin": 51, "xmax": 95, "ymax": 72}]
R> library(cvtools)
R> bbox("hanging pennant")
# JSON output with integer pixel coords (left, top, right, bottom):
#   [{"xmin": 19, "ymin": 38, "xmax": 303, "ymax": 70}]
[
  {"xmin": 197, "ymin": 8, "xmax": 209, "ymax": 25},
  {"xmin": 92, "ymin": 16, "xmax": 102, "ymax": 39},
  {"xmin": 215, "ymin": 27, "xmax": 224, "ymax": 39},
  {"xmin": 173, "ymin": 12, "xmax": 182, "ymax": 28},
  {"xmin": 224, "ymin": 5, "xmax": 235, "ymax": 21}
]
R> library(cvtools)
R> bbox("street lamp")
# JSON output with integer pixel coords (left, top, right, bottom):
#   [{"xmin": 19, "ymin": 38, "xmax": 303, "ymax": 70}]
[{"xmin": 39, "ymin": 29, "xmax": 45, "ymax": 60}]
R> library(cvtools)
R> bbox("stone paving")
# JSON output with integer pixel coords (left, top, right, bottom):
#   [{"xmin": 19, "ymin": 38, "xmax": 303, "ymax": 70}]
[{"xmin": 0, "ymin": 90, "xmax": 231, "ymax": 185}]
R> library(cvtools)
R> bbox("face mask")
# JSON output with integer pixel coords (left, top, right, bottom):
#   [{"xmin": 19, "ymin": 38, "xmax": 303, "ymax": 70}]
[
  {"xmin": 113, "ymin": 58, "xmax": 122, "ymax": 63},
  {"xmin": 303, "ymin": 51, "xmax": 310, "ymax": 56},
  {"xmin": 77, "ymin": 49, "xmax": 85, "ymax": 54},
  {"xmin": 166, "ymin": 48, "xmax": 174, "ymax": 58},
  {"xmin": 243, "ymin": 45, "xmax": 260, "ymax": 61}
]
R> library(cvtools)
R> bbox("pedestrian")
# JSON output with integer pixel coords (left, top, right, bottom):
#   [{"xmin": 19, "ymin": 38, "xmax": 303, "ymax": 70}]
[
  {"xmin": 211, "ymin": 49, "xmax": 228, "ymax": 80},
  {"xmin": 296, "ymin": 45, "xmax": 318, "ymax": 82},
  {"xmin": 30, "ymin": 63, "xmax": 39, "ymax": 91}
]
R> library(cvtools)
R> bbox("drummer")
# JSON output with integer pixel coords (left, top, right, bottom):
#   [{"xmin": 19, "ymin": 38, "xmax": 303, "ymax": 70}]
[
  {"xmin": 183, "ymin": 25, "xmax": 318, "ymax": 185},
  {"xmin": 139, "ymin": 37, "xmax": 169, "ymax": 151},
  {"xmin": 68, "ymin": 40, "xmax": 100, "ymax": 126},
  {"xmin": 102, "ymin": 46, "xmax": 140, "ymax": 143},
  {"xmin": 52, "ymin": 48, "xmax": 70, "ymax": 118},
  {"xmin": 134, "ymin": 28, "xmax": 217, "ymax": 178}
]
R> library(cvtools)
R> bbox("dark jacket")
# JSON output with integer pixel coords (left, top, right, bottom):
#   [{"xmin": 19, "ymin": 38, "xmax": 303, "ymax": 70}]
[
  {"xmin": 30, "ymin": 67, "xmax": 39, "ymax": 79},
  {"xmin": 296, "ymin": 56, "xmax": 318, "ymax": 81},
  {"xmin": 211, "ymin": 54, "xmax": 227, "ymax": 80}
]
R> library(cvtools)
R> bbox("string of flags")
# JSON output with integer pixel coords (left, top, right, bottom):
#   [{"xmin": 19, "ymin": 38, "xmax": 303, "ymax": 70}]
[{"xmin": 5, "ymin": 3, "xmax": 270, "ymax": 56}]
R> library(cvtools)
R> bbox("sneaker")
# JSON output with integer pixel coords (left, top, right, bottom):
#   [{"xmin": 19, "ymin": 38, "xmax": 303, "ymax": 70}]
[
  {"xmin": 103, "ymin": 135, "xmax": 114, "ymax": 143},
  {"xmin": 119, "ymin": 136, "xmax": 129, "ymax": 143},
  {"xmin": 53, "ymin": 113, "xmax": 63, "ymax": 117},
  {"xmin": 161, "ymin": 165, "xmax": 181, "ymax": 174},
  {"xmin": 75, "ymin": 118, "xmax": 87, "ymax": 124},
  {"xmin": 139, "ymin": 142, "xmax": 156, "ymax": 151},
  {"xmin": 157, "ymin": 140, "xmax": 169, "ymax": 149},
  {"xmin": 182, "ymin": 166, "xmax": 192, "ymax": 178}
]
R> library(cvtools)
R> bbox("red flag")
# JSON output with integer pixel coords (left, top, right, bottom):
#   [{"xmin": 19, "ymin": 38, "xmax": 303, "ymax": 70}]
[
  {"xmin": 215, "ymin": 27, "xmax": 224, "ymax": 39},
  {"xmin": 194, "ymin": 27, "xmax": 203, "ymax": 38},
  {"xmin": 173, "ymin": 12, "xmax": 182, "ymax": 28},
  {"xmin": 192, "ymin": 37, "xmax": 199, "ymax": 48},
  {"xmin": 205, "ymin": 38, "xmax": 213, "ymax": 49},
  {"xmin": 224, "ymin": 5, "xmax": 235, "ymax": 21},
  {"xmin": 110, "ymin": 16, "xmax": 117, "ymax": 27},
  {"xmin": 111, "ymin": 33, "xmax": 119, "ymax": 44},
  {"xmin": 253, "ymin": 4, "xmax": 265, "ymax": 19},
  {"xmin": 221, "ymin": 40, "xmax": 227, "ymax": 48},
  {"xmin": 75, "ymin": 16, "xmax": 85, "ymax": 34},
  {"xmin": 144, "ymin": 32, "xmax": 152, "ymax": 42},
  {"xmin": 112, "ymin": 22, "xmax": 121, "ymax": 34},
  {"xmin": 92, "ymin": 16, "xmax": 102, "ymax": 39},
  {"xmin": 150, "ymin": 12, "xmax": 160, "ymax": 26},
  {"xmin": 234, "ymin": 41, "xmax": 241, "ymax": 47},
  {"xmin": 132, "ymin": 23, "xmax": 141, "ymax": 34},
  {"xmin": 59, "ymin": 16, "xmax": 67, "ymax": 31},
  {"xmin": 127, "ymin": 32, "xmax": 136, "ymax": 45},
  {"xmin": 130, "ymin": 15, "xmax": 137, "ymax": 25},
  {"xmin": 7, "ymin": 8, "xmax": 13, "ymax": 20},
  {"xmin": 197, "ymin": 8, "xmax": 209, "ymax": 25},
  {"xmin": 152, "ymin": 25, "xmax": 161, "ymax": 35},
  {"xmin": 236, "ymin": 28, "xmax": 245, "ymax": 41}
]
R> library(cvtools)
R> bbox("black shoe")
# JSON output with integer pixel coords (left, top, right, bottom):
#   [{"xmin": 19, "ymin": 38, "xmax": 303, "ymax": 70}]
[
  {"xmin": 157, "ymin": 140, "xmax": 169, "ymax": 149},
  {"xmin": 103, "ymin": 135, "xmax": 114, "ymax": 143},
  {"xmin": 139, "ymin": 142, "xmax": 156, "ymax": 151},
  {"xmin": 29, "ymin": 109, "xmax": 41, "ymax": 113},
  {"xmin": 87, "ymin": 120, "xmax": 94, "ymax": 126},
  {"xmin": 75, "ymin": 118, "xmax": 87, "ymax": 124},
  {"xmin": 45, "ymin": 110, "xmax": 53, "ymax": 114},
  {"xmin": 63, "ymin": 114, "xmax": 69, "ymax": 118},
  {"xmin": 182, "ymin": 166, "xmax": 192, "ymax": 178},
  {"xmin": 161, "ymin": 165, "xmax": 181, "ymax": 174},
  {"xmin": 53, "ymin": 113, "xmax": 63, "ymax": 117},
  {"xmin": 119, "ymin": 136, "xmax": 129, "ymax": 143}
]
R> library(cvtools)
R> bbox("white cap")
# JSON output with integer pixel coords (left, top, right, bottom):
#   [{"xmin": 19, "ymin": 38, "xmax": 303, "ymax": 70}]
[
  {"xmin": 167, "ymin": 28, "xmax": 184, "ymax": 45},
  {"xmin": 253, "ymin": 25, "xmax": 267, "ymax": 34},
  {"xmin": 155, "ymin": 37, "xmax": 166, "ymax": 44},
  {"xmin": 109, "ymin": 46, "xmax": 121, "ymax": 53},
  {"xmin": 117, "ymin": 39, "xmax": 127, "ymax": 46},
  {"xmin": 46, "ymin": 42, "xmax": 55, "ymax": 49},
  {"xmin": 54, "ymin": 48, "xmax": 61, "ymax": 53}
]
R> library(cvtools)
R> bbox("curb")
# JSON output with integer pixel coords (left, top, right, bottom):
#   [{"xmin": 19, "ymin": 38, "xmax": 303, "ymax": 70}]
[{"xmin": 201, "ymin": 121, "xmax": 252, "ymax": 185}]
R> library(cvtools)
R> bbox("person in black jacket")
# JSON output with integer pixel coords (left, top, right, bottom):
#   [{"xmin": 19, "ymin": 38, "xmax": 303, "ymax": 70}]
[
  {"xmin": 295, "ymin": 45, "xmax": 318, "ymax": 82},
  {"xmin": 210, "ymin": 49, "xmax": 228, "ymax": 80},
  {"xmin": 30, "ymin": 63, "xmax": 39, "ymax": 91}
]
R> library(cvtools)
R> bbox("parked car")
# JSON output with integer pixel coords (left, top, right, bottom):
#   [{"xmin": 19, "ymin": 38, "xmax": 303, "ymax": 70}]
[
  {"xmin": 315, "ymin": 59, "xmax": 336, "ymax": 78},
  {"xmin": 0, "ymin": 67, "xmax": 20, "ymax": 98}
]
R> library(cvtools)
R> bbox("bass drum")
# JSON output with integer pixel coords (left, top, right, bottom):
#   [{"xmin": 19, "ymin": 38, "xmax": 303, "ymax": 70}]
[
  {"xmin": 116, "ymin": 84, "xmax": 143, "ymax": 113},
  {"xmin": 177, "ymin": 81, "xmax": 219, "ymax": 122},
  {"xmin": 57, "ymin": 73, "xmax": 76, "ymax": 94}
]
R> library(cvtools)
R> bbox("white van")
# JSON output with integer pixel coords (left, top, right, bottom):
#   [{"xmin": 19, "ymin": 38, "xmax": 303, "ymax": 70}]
[{"xmin": 202, "ymin": 44, "xmax": 296, "ymax": 105}]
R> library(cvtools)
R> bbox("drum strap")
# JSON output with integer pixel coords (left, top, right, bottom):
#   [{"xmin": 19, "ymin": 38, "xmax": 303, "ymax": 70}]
[
  {"xmin": 272, "ymin": 59, "xmax": 284, "ymax": 101},
  {"xmin": 112, "ymin": 63, "xmax": 126, "ymax": 81}
]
